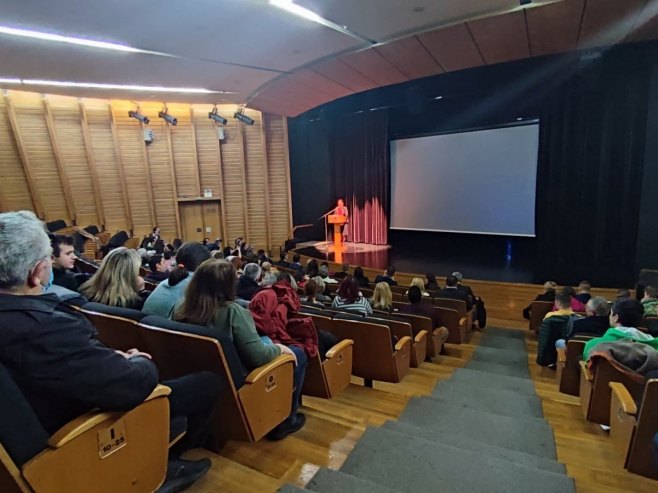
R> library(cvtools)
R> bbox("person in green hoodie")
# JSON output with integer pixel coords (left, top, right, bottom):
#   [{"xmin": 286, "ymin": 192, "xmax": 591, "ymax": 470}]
[
  {"xmin": 641, "ymin": 285, "xmax": 658, "ymax": 316},
  {"xmin": 583, "ymin": 298, "xmax": 658, "ymax": 359}
]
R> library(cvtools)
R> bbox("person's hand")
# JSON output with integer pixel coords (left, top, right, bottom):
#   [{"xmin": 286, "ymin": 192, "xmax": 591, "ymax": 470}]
[
  {"xmin": 116, "ymin": 348, "xmax": 152, "ymax": 360},
  {"xmin": 276, "ymin": 344, "xmax": 297, "ymax": 366},
  {"xmin": 136, "ymin": 276, "xmax": 145, "ymax": 292}
]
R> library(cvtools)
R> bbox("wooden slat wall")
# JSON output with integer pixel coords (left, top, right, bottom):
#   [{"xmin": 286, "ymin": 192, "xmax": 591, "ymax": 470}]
[
  {"xmin": 264, "ymin": 114, "xmax": 293, "ymax": 251},
  {"xmin": 8, "ymin": 91, "xmax": 70, "ymax": 221},
  {"xmin": 0, "ymin": 97, "xmax": 33, "ymax": 212},
  {"xmin": 46, "ymin": 95, "xmax": 100, "ymax": 226},
  {"xmin": 0, "ymin": 90, "xmax": 292, "ymax": 252}
]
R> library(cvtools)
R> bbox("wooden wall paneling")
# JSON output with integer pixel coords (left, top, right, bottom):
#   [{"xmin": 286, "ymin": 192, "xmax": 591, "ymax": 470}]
[
  {"xmin": 186, "ymin": 107, "xmax": 202, "ymax": 196},
  {"xmin": 164, "ymin": 123, "xmax": 183, "ymax": 238},
  {"xmin": 418, "ymin": 23, "xmax": 485, "ymax": 72},
  {"xmin": 136, "ymin": 103, "xmax": 176, "ymax": 240},
  {"xmin": 338, "ymin": 49, "xmax": 409, "ymax": 86},
  {"xmin": 578, "ymin": 0, "xmax": 647, "ymax": 49},
  {"xmin": 236, "ymin": 121, "xmax": 251, "ymax": 243},
  {"xmin": 0, "ymin": 95, "xmax": 34, "ymax": 212},
  {"xmin": 168, "ymin": 104, "xmax": 200, "ymax": 199},
  {"xmin": 219, "ymin": 116, "xmax": 249, "ymax": 242},
  {"xmin": 192, "ymin": 105, "xmax": 227, "ymax": 242},
  {"xmin": 110, "ymin": 102, "xmax": 155, "ymax": 236},
  {"xmin": 311, "ymin": 59, "xmax": 379, "ymax": 93},
  {"xmin": 374, "ymin": 36, "xmax": 444, "ymax": 80},
  {"xmin": 42, "ymin": 97, "xmax": 77, "ymax": 223},
  {"xmin": 83, "ymin": 100, "xmax": 130, "ymax": 233},
  {"xmin": 525, "ymin": 0, "xmax": 585, "ymax": 56},
  {"xmin": 264, "ymin": 114, "xmax": 293, "ymax": 253},
  {"xmin": 5, "ymin": 91, "xmax": 67, "ymax": 221},
  {"xmin": 78, "ymin": 102, "xmax": 106, "ymax": 227},
  {"xmin": 243, "ymin": 109, "xmax": 269, "ymax": 252},
  {"xmin": 467, "ymin": 11, "xmax": 530, "ymax": 65}
]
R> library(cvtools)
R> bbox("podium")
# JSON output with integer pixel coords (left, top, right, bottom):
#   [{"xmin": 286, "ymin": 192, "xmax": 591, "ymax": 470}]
[{"xmin": 328, "ymin": 215, "xmax": 347, "ymax": 261}]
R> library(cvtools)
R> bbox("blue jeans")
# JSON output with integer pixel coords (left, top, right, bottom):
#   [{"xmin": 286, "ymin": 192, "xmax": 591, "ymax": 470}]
[
  {"xmin": 555, "ymin": 339, "xmax": 567, "ymax": 349},
  {"xmin": 287, "ymin": 345, "xmax": 308, "ymax": 420}
]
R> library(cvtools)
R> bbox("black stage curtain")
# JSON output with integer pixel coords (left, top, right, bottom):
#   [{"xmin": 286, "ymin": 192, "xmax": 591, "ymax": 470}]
[{"xmin": 328, "ymin": 112, "xmax": 389, "ymax": 245}]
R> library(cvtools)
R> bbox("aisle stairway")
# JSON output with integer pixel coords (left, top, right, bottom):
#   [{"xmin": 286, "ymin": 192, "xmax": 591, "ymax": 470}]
[{"xmin": 278, "ymin": 328, "xmax": 576, "ymax": 492}]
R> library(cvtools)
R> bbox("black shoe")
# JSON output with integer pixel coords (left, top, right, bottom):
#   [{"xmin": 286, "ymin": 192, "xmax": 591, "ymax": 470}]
[
  {"xmin": 156, "ymin": 457, "xmax": 211, "ymax": 493},
  {"xmin": 266, "ymin": 413, "xmax": 306, "ymax": 441}
]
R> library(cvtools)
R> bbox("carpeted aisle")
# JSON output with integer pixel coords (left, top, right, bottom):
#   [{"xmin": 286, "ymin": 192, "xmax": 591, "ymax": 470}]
[{"xmin": 279, "ymin": 328, "xmax": 575, "ymax": 492}]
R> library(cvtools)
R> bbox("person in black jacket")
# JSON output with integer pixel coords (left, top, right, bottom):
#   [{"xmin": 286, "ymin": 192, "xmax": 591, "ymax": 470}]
[
  {"xmin": 0, "ymin": 210, "xmax": 217, "ymax": 491},
  {"xmin": 375, "ymin": 266, "xmax": 398, "ymax": 286},
  {"xmin": 437, "ymin": 275, "xmax": 473, "ymax": 310},
  {"xmin": 353, "ymin": 266, "xmax": 370, "ymax": 288},
  {"xmin": 49, "ymin": 233, "xmax": 79, "ymax": 291},
  {"xmin": 522, "ymin": 281, "xmax": 558, "ymax": 319},
  {"xmin": 555, "ymin": 296, "xmax": 610, "ymax": 349},
  {"xmin": 237, "ymin": 263, "xmax": 262, "ymax": 301}
]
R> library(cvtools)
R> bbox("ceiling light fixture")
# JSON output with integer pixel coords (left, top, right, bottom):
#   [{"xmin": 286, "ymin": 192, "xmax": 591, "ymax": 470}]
[
  {"xmin": 128, "ymin": 110, "xmax": 149, "ymax": 124},
  {"xmin": 269, "ymin": 0, "xmax": 375, "ymax": 43},
  {"xmin": 1, "ymin": 78, "xmax": 223, "ymax": 94},
  {"xmin": 0, "ymin": 25, "xmax": 142, "ymax": 53},
  {"xmin": 159, "ymin": 106, "xmax": 178, "ymax": 126},
  {"xmin": 234, "ymin": 108, "xmax": 255, "ymax": 126},
  {"xmin": 209, "ymin": 107, "xmax": 228, "ymax": 125}
]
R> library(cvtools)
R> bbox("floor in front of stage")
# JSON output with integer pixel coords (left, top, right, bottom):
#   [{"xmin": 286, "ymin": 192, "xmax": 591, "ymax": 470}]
[{"xmin": 295, "ymin": 241, "xmax": 536, "ymax": 283}]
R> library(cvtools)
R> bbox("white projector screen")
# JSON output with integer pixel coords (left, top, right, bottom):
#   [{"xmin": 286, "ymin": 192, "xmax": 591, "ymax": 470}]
[{"xmin": 390, "ymin": 123, "xmax": 539, "ymax": 237}]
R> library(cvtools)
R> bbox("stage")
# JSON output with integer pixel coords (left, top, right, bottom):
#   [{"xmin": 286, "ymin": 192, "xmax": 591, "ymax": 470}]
[{"xmin": 295, "ymin": 236, "xmax": 537, "ymax": 284}]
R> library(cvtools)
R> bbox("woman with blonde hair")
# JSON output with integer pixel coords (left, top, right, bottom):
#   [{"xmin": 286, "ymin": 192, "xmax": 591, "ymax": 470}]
[
  {"xmin": 370, "ymin": 282, "xmax": 395, "ymax": 312},
  {"xmin": 409, "ymin": 277, "xmax": 430, "ymax": 297},
  {"xmin": 79, "ymin": 247, "xmax": 149, "ymax": 309}
]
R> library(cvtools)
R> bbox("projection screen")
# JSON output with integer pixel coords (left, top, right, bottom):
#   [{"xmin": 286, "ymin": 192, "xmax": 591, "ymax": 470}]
[{"xmin": 390, "ymin": 123, "xmax": 539, "ymax": 237}]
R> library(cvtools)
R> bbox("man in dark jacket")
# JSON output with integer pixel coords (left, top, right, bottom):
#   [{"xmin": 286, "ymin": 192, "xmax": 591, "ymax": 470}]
[
  {"xmin": 237, "ymin": 263, "xmax": 262, "ymax": 301},
  {"xmin": 537, "ymin": 292, "xmax": 576, "ymax": 367},
  {"xmin": 375, "ymin": 266, "xmax": 398, "ymax": 286},
  {"xmin": 399, "ymin": 287, "xmax": 450, "ymax": 351},
  {"xmin": 0, "ymin": 210, "xmax": 217, "ymax": 491},
  {"xmin": 50, "ymin": 233, "xmax": 79, "ymax": 291},
  {"xmin": 437, "ymin": 275, "xmax": 473, "ymax": 310}
]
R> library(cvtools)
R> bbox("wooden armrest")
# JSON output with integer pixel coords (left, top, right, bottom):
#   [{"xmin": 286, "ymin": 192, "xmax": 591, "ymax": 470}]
[
  {"xmin": 458, "ymin": 317, "xmax": 467, "ymax": 326},
  {"xmin": 579, "ymin": 360, "xmax": 592, "ymax": 382},
  {"xmin": 48, "ymin": 384, "xmax": 171, "ymax": 448},
  {"xmin": 557, "ymin": 347, "xmax": 566, "ymax": 363},
  {"xmin": 245, "ymin": 354, "xmax": 295, "ymax": 384},
  {"xmin": 609, "ymin": 382, "xmax": 637, "ymax": 415},
  {"xmin": 325, "ymin": 339, "xmax": 354, "ymax": 359},
  {"xmin": 414, "ymin": 329, "xmax": 428, "ymax": 344},
  {"xmin": 395, "ymin": 336, "xmax": 412, "ymax": 352}
]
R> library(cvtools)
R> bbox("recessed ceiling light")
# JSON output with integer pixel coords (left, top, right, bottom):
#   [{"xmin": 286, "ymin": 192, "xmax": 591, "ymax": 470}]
[
  {"xmin": 0, "ymin": 25, "xmax": 142, "ymax": 53},
  {"xmin": 0, "ymin": 77, "xmax": 234, "ymax": 94},
  {"xmin": 434, "ymin": 96, "xmax": 443, "ymax": 100},
  {"xmin": 269, "ymin": 0, "xmax": 375, "ymax": 43}
]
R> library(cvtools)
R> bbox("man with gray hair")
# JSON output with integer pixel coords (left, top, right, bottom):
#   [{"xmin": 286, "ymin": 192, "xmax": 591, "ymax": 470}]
[
  {"xmin": 236, "ymin": 262, "xmax": 262, "ymax": 301},
  {"xmin": 0, "ymin": 210, "xmax": 217, "ymax": 490},
  {"xmin": 556, "ymin": 296, "xmax": 611, "ymax": 349},
  {"xmin": 452, "ymin": 271, "xmax": 487, "ymax": 329}
]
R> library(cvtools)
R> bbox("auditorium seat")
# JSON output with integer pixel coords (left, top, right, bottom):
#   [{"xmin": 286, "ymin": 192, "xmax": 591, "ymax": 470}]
[
  {"xmin": 434, "ymin": 297, "xmax": 475, "ymax": 331},
  {"xmin": 609, "ymin": 379, "xmax": 658, "ymax": 480},
  {"xmin": 123, "ymin": 237, "xmax": 140, "ymax": 250},
  {"xmin": 579, "ymin": 356, "xmax": 645, "ymax": 426},
  {"xmin": 556, "ymin": 339, "xmax": 589, "ymax": 396},
  {"xmin": 370, "ymin": 313, "xmax": 427, "ymax": 367},
  {"xmin": 74, "ymin": 258, "xmax": 99, "ymax": 275},
  {"xmin": 528, "ymin": 301, "xmax": 554, "ymax": 332},
  {"xmin": 432, "ymin": 305, "xmax": 467, "ymax": 344},
  {"xmin": 0, "ymin": 361, "xmax": 170, "ymax": 493},
  {"xmin": 76, "ymin": 304, "xmax": 146, "ymax": 351},
  {"xmin": 312, "ymin": 314, "xmax": 411, "ymax": 387},
  {"xmin": 395, "ymin": 312, "xmax": 445, "ymax": 360},
  {"xmin": 45, "ymin": 219, "xmax": 67, "ymax": 233},
  {"xmin": 137, "ymin": 317, "xmax": 295, "ymax": 446}
]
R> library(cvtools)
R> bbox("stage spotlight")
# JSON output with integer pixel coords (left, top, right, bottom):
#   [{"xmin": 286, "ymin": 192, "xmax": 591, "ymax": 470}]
[
  {"xmin": 128, "ymin": 110, "xmax": 149, "ymax": 124},
  {"xmin": 234, "ymin": 109, "xmax": 254, "ymax": 126},
  {"xmin": 208, "ymin": 108, "xmax": 227, "ymax": 125},
  {"xmin": 158, "ymin": 110, "xmax": 177, "ymax": 126}
]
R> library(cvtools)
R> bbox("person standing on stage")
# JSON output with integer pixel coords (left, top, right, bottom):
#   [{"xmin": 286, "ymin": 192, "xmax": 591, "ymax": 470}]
[{"xmin": 335, "ymin": 198, "xmax": 349, "ymax": 243}]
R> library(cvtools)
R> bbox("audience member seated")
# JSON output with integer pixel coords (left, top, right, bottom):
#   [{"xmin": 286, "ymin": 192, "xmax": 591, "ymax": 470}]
[
  {"xmin": 370, "ymin": 282, "xmax": 395, "ymax": 312},
  {"xmin": 553, "ymin": 286, "xmax": 587, "ymax": 312},
  {"xmin": 145, "ymin": 254, "xmax": 170, "ymax": 283},
  {"xmin": 583, "ymin": 298, "xmax": 656, "ymax": 359},
  {"xmin": 537, "ymin": 291, "xmax": 577, "ymax": 367},
  {"xmin": 290, "ymin": 253, "xmax": 303, "ymax": 272},
  {"xmin": 79, "ymin": 247, "xmax": 151, "ymax": 310},
  {"xmin": 142, "ymin": 242, "xmax": 210, "ymax": 318},
  {"xmin": 257, "ymin": 249, "xmax": 270, "ymax": 264},
  {"xmin": 311, "ymin": 276, "xmax": 332, "ymax": 303},
  {"xmin": 408, "ymin": 277, "xmax": 430, "ymax": 297},
  {"xmin": 305, "ymin": 259, "xmax": 319, "ymax": 279},
  {"xmin": 641, "ymin": 285, "xmax": 658, "ymax": 316},
  {"xmin": 425, "ymin": 272, "xmax": 440, "ymax": 291},
  {"xmin": 574, "ymin": 280, "xmax": 592, "ymax": 304},
  {"xmin": 452, "ymin": 271, "xmax": 487, "ymax": 328},
  {"xmin": 334, "ymin": 263, "xmax": 350, "ymax": 280},
  {"xmin": 0, "ymin": 211, "xmax": 217, "ymax": 492},
  {"xmin": 226, "ymin": 255, "xmax": 244, "ymax": 276},
  {"xmin": 261, "ymin": 267, "xmax": 278, "ymax": 287},
  {"xmin": 49, "ymin": 233, "xmax": 79, "ymax": 291},
  {"xmin": 555, "ymin": 296, "xmax": 611, "ymax": 349},
  {"xmin": 174, "ymin": 259, "xmax": 306, "ymax": 440},
  {"xmin": 275, "ymin": 251, "xmax": 290, "ymax": 269},
  {"xmin": 332, "ymin": 276, "xmax": 373, "ymax": 315},
  {"xmin": 319, "ymin": 264, "xmax": 337, "ymax": 284},
  {"xmin": 237, "ymin": 263, "xmax": 262, "ymax": 301},
  {"xmin": 301, "ymin": 279, "xmax": 324, "ymax": 307},
  {"xmin": 353, "ymin": 266, "xmax": 370, "ymax": 288},
  {"xmin": 399, "ymin": 286, "xmax": 450, "ymax": 350},
  {"xmin": 437, "ymin": 275, "xmax": 473, "ymax": 310},
  {"xmin": 617, "ymin": 288, "xmax": 631, "ymax": 299},
  {"xmin": 375, "ymin": 266, "xmax": 398, "ymax": 286},
  {"xmin": 522, "ymin": 281, "xmax": 558, "ymax": 319}
]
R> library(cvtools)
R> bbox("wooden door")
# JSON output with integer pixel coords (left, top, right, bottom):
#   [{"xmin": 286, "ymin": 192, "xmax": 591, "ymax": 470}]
[
  {"xmin": 202, "ymin": 201, "xmax": 223, "ymax": 242},
  {"xmin": 179, "ymin": 203, "xmax": 204, "ymax": 242}
]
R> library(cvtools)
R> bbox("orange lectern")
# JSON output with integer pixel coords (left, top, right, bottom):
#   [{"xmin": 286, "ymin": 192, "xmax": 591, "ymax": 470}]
[{"xmin": 328, "ymin": 215, "xmax": 347, "ymax": 262}]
